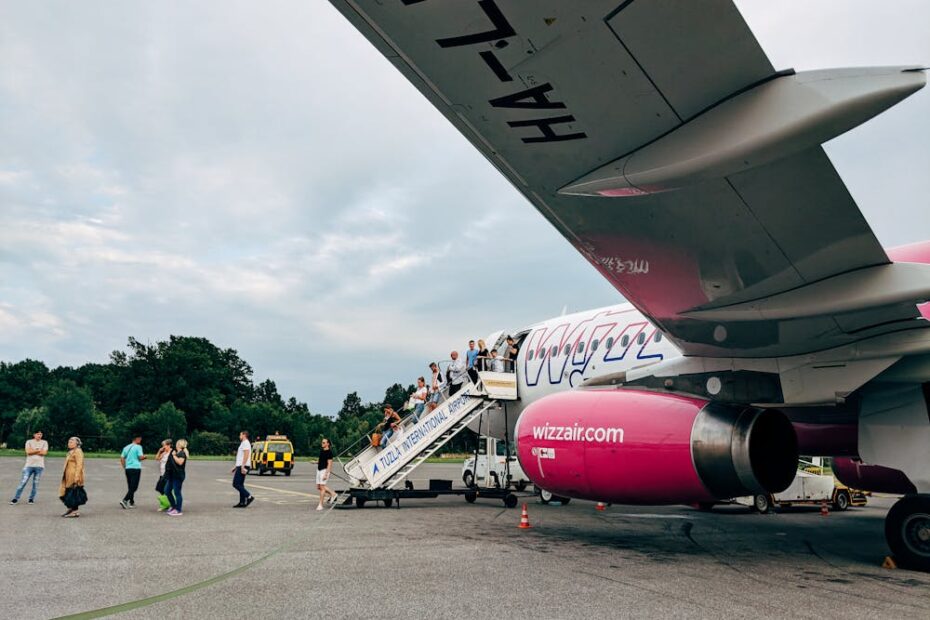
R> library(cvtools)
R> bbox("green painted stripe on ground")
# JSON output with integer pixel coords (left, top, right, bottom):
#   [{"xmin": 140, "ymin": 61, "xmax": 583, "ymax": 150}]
[{"xmin": 54, "ymin": 491, "xmax": 348, "ymax": 619}]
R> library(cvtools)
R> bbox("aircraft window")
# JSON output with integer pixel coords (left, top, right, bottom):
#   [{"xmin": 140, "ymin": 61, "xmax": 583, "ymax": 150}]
[
  {"xmin": 637, "ymin": 332, "xmax": 645, "ymax": 345},
  {"xmin": 591, "ymin": 339, "xmax": 598, "ymax": 351},
  {"xmin": 605, "ymin": 337, "xmax": 613, "ymax": 350},
  {"xmin": 577, "ymin": 341, "xmax": 585, "ymax": 354},
  {"xmin": 551, "ymin": 345, "xmax": 558, "ymax": 357},
  {"xmin": 655, "ymin": 332, "xmax": 662, "ymax": 343},
  {"xmin": 528, "ymin": 349, "xmax": 534, "ymax": 361},
  {"xmin": 563, "ymin": 344, "xmax": 570, "ymax": 356},
  {"xmin": 621, "ymin": 335, "xmax": 629, "ymax": 347}
]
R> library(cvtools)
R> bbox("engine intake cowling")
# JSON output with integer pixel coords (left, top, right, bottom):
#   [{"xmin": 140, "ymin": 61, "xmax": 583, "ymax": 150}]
[{"xmin": 515, "ymin": 389, "xmax": 797, "ymax": 505}]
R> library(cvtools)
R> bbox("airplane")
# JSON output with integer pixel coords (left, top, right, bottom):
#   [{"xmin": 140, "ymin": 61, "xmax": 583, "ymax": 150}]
[{"xmin": 329, "ymin": 0, "xmax": 930, "ymax": 570}]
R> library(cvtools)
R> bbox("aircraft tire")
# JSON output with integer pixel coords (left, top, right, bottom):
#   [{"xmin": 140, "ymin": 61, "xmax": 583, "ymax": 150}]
[{"xmin": 885, "ymin": 494, "xmax": 930, "ymax": 571}]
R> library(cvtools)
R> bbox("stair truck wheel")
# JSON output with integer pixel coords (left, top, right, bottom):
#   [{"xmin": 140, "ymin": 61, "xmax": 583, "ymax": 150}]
[
  {"xmin": 753, "ymin": 494, "xmax": 772, "ymax": 514},
  {"xmin": 515, "ymin": 481, "xmax": 528, "ymax": 492},
  {"xmin": 885, "ymin": 495, "xmax": 930, "ymax": 571},
  {"xmin": 833, "ymin": 490, "xmax": 850, "ymax": 511},
  {"xmin": 356, "ymin": 498, "xmax": 367, "ymax": 509},
  {"xmin": 383, "ymin": 497, "xmax": 393, "ymax": 508},
  {"xmin": 504, "ymin": 493, "xmax": 518, "ymax": 508},
  {"xmin": 284, "ymin": 469, "xmax": 291, "ymax": 477},
  {"xmin": 464, "ymin": 490, "xmax": 477, "ymax": 504},
  {"xmin": 463, "ymin": 470, "xmax": 475, "ymax": 487},
  {"xmin": 697, "ymin": 502, "xmax": 716, "ymax": 512}
]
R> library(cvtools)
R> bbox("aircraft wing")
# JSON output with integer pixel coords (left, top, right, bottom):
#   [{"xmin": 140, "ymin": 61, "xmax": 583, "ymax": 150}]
[{"xmin": 330, "ymin": 0, "xmax": 928, "ymax": 357}]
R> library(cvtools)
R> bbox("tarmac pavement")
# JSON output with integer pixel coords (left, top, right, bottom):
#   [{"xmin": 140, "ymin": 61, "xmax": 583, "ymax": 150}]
[{"xmin": 1, "ymin": 457, "xmax": 928, "ymax": 619}]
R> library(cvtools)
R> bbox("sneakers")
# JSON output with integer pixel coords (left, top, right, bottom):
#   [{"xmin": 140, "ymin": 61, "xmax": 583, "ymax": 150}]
[
  {"xmin": 9, "ymin": 499, "xmax": 17, "ymax": 505},
  {"xmin": 316, "ymin": 504, "xmax": 324, "ymax": 511},
  {"xmin": 27, "ymin": 499, "xmax": 34, "ymax": 505},
  {"xmin": 329, "ymin": 495, "xmax": 338, "ymax": 505},
  {"xmin": 245, "ymin": 496, "xmax": 255, "ymax": 507},
  {"xmin": 127, "ymin": 501, "xmax": 136, "ymax": 509},
  {"xmin": 168, "ymin": 510, "xmax": 183, "ymax": 517},
  {"xmin": 119, "ymin": 500, "xmax": 129, "ymax": 509},
  {"xmin": 233, "ymin": 503, "xmax": 245, "ymax": 508}
]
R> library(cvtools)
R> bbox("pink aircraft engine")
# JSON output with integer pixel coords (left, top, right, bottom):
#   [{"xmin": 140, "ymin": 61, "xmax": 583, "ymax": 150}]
[{"xmin": 515, "ymin": 389, "xmax": 798, "ymax": 505}]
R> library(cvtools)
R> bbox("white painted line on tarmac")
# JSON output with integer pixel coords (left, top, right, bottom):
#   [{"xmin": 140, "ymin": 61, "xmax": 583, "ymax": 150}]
[{"xmin": 213, "ymin": 478, "xmax": 319, "ymax": 499}]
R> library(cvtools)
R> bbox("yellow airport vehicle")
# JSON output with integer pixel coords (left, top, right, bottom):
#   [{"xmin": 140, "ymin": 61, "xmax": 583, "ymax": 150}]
[{"xmin": 250, "ymin": 435, "xmax": 295, "ymax": 476}]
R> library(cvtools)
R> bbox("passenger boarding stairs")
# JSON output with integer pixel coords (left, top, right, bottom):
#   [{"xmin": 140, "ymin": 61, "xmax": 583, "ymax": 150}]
[{"xmin": 341, "ymin": 371, "xmax": 518, "ymax": 491}]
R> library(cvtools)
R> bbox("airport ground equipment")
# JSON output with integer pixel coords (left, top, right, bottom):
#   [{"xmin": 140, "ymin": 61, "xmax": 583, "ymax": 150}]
[
  {"xmin": 250, "ymin": 435, "xmax": 294, "ymax": 476},
  {"xmin": 462, "ymin": 436, "xmax": 530, "ymax": 491},
  {"xmin": 733, "ymin": 459, "xmax": 868, "ymax": 513},
  {"xmin": 336, "ymin": 371, "xmax": 524, "ymax": 508}
]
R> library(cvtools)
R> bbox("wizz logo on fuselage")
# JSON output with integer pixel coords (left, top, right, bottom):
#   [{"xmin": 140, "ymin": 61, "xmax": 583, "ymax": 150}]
[{"xmin": 522, "ymin": 309, "xmax": 665, "ymax": 387}]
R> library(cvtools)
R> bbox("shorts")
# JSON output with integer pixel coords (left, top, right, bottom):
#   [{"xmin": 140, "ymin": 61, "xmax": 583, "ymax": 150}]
[{"xmin": 316, "ymin": 469, "xmax": 330, "ymax": 486}]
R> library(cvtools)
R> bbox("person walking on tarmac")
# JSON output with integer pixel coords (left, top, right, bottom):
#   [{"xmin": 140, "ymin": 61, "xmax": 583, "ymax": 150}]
[
  {"xmin": 119, "ymin": 435, "xmax": 146, "ymax": 509},
  {"xmin": 165, "ymin": 439, "xmax": 188, "ymax": 517},
  {"xmin": 231, "ymin": 431, "xmax": 254, "ymax": 508},
  {"xmin": 316, "ymin": 438, "xmax": 337, "ymax": 511}
]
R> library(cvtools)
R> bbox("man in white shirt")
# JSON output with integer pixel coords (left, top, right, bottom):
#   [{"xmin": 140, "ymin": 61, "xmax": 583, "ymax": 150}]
[
  {"xmin": 10, "ymin": 430, "xmax": 49, "ymax": 505},
  {"xmin": 231, "ymin": 430, "xmax": 254, "ymax": 508},
  {"xmin": 447, "ymin": 351, "xmax": 467, "ymax": 396}
]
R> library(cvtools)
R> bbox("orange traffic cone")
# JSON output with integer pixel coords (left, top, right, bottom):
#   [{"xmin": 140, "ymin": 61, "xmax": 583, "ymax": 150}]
[
  {"xmin": 518, "ymin": 503, "xmax": 532, "ymax": 529},
  {"xmin": 820, "ymin": 501, "xmax": 829, "ymax": 517},
  {"xmin": 595, "ymin": 502, "xmax": 607, "ymax": 511}
]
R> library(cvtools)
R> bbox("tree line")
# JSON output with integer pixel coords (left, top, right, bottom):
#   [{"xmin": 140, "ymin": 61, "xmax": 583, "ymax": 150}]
[{"xmin": 0, "ymin": 336, "xmax": 474, "ymax": 456}]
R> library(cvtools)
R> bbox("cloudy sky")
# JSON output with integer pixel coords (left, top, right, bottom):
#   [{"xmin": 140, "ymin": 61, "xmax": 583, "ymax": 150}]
[{"xmin": 1, "ymin": 1, "xmax": 928, "ymax": 414}]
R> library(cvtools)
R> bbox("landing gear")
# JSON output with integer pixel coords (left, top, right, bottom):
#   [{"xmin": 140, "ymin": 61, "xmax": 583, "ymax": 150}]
[
  {"xmin": 885, "ymin": 494, "xmax": 930, "ymax": 571},
  {"xmin": 538, "ymin": 488, "xmax": 571, "ymax": 505}
]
